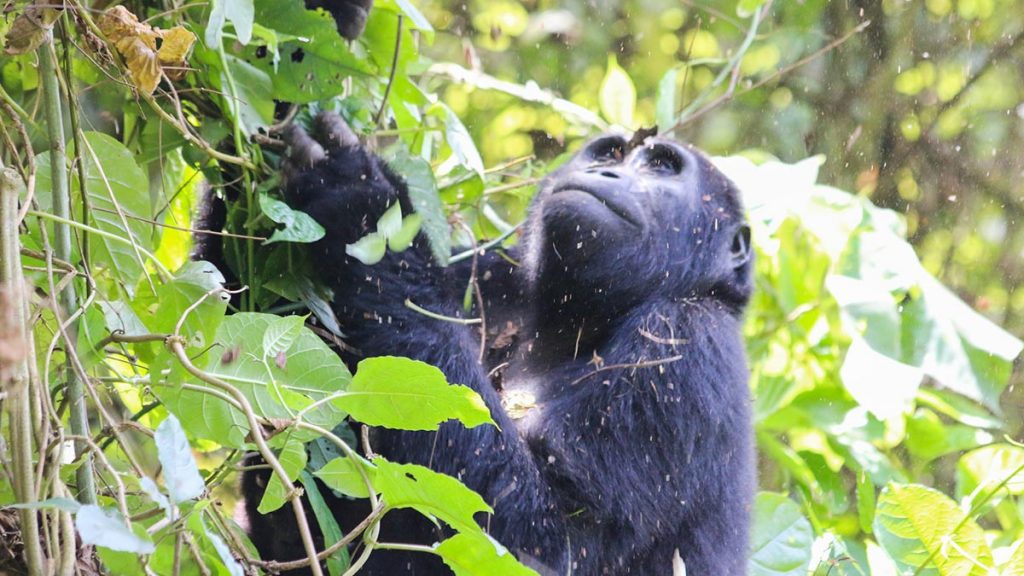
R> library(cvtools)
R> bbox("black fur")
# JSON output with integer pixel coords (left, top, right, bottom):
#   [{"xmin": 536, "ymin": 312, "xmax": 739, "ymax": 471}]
[
  {"xmin": 229, "ymin": 116, "xmax": 756, "ymax": 575},
  {"xmin": 306, "ymin": 0, "xmax": 374, "ymax": 40}
]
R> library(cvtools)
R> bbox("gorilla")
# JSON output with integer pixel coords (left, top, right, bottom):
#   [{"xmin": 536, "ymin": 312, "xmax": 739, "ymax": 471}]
[{"xmin": 231, "ymin": 112, "xmax": 755, "ymax": 575}]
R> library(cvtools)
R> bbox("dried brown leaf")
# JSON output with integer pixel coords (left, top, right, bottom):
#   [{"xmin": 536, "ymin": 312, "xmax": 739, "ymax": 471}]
[
  {"xmin": 3, "ymin": 0, "xmax": 63, "ymax": 55},
  {"xmin": 97, "ymin": 6, "xmax": 194, "ymax": 93}
]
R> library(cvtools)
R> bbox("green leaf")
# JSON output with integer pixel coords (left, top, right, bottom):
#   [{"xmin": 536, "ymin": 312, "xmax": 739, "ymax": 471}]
[
  {"xmin": 737, "ymin": 0, "xmax": 769, "ymax": 18},
  {"xmin": 36, "ymin": 132, "xmax": 153, "ymax": 296},
  {"xmin": 1003, "ymin": 541, "xmax": 1024, "ymax": 576},
  {"xmin": 388, "ymin": 213, "xmax": 422, "ymax": 252},
  {"xmin": 300, "ymin": 471, "xmax": 350, "ymax": 574},
  {"xmin": 138, "ymin": 477, "xmax": 170, "ymax": 515},
  {"xmin": 206, "ymin": 0, "xmax": 255, "ymax": 46},
  {"xmin": 387, "ymin": 148, "xmax": 450, "ymax": 265},
  {"xmin": 748, "ymin": 492, "xmax": 813, "ymax": 576},
  {"xmin": 98, "ymin": 300, "xmax": 148, "ymax": 337},
  {"xmin": 856, "ymin": 472, "xmax": 876, "ymax": 535},
  {"xmin": 262, "ymin": 314, "xmax": 306, "ymax": 361},
  {"xmin": 956, "ymin": 444, "xmax": 1024, "ymax": 500},
  {"xmin": 839, "ymin": 338, "xmax": 922, "ymax": 421},
  {"xmin": 258, "ymin": 435, "xmax": 307, "ymax": 514},
  {"xmin": 905, "ymin": 408, "xmax": 993, "ymax": 462},
  {"xmin": 220, "ymin": 55, "xmax": 274, "ymax": 136},
  {"xmin": 198, "ymin": 515, "xmax": 245, "ymax": 576},
  {"xmin": 160, "ymin": 313, "xmax": 350, "ymax": 448},
  {"xmin": 873, "ymin": 483, "xmax": 993, "ymax": 576},
  {"xmin": 656, "ymin": 67, "xmax": 678, "ymax": 132},
  {"xmin": 435, "ymin": 532, "xmax": 538, "ymax": 576},
  {"xmin": 133, "ymin": 260, "xmax": 227, "ymax": 351},
  {"xmin": 339, "ymin": 356, "xmax": 495, "ymax": 431},
  {"xmin": 376, "ymin": 0, "xmax": 435, "ymax": 41},
  {"xmin": 155, "ymin": 414, "xmax": 206, "ymax": 503},
  {"xmin": 599, "ymin": 54, "xmax": 636, "ymax": 128},
  {"xmin": 260, "ymin": 194, "xmax": 326, "ymax": 244},
  {"xmin": 8, "ymin": 497, "xmax": 82, "ymax": 513},
  {"xmin": 377, "ymin": 202, "xmax": 404, "ymax": 239},
  {"xmin": 247, "ymin": 0, "xmax": 370, "ymax": 103},
  {"xmin": 374, "ymin": 459, "xmax": 490, "ymax": 534},
  {"xmin": 313, "ymin": 455, "xmax": 375, "ymax": 498},
  {"xmin": 76, "ymin": 505, "xmax": 155, "ymax": 554},
  {"xmin": 434, "ymin": 102, "xmax": 485, "ymax": 176},
  {"xmin": 346, "ymin": 232, "xmax": 387, "ymax": 265}
]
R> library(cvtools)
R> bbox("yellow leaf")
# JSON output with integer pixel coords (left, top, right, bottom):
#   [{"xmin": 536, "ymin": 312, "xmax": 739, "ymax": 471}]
[
  {"xmin": 3, "ymin": 0, "xmax": 63, "ymax": 55},
  {"xmin": 118, "ymin": 37, "xmax": 161, "ymax": 94},
  {"xmin": 98, "ymin": 6, "xmax": 193, "ymax": 94},
  {"xmin": 157, "ymin": 27, "xmax": 196, "ymax": 64},
  {"xmin": 99, "ymin": 6, "xmax": 158, "ymax": 50},
  {"xmin": 156, "ymin": 27, "xmax": 196, "ymax": 80}
]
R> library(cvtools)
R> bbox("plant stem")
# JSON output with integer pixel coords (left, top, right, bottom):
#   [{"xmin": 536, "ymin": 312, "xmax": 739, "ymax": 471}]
[
  {"xmin": 38, "ymin": 37, "xmax": 96, "ymax": 506},
  {"xmin": 0, "ymin": 159, "xmax": 44, "ymax": 575}
]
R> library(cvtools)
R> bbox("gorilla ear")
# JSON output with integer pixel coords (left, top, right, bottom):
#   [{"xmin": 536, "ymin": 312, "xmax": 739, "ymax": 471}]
[{"xmin": 730, "ymin": 225, "xmax": 752, "ymax": 268}]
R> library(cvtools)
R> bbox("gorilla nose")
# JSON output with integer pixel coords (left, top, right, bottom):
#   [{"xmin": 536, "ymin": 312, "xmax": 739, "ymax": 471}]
[{"xmin": 586, "ymin": 168, "xmax": 622, "ymax": 179}]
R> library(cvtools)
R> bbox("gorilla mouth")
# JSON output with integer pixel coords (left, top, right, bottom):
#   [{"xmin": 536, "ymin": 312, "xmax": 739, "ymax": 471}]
[{"xmin": 552, "ymin": 186, "xmax": 639, "ymax": 227}]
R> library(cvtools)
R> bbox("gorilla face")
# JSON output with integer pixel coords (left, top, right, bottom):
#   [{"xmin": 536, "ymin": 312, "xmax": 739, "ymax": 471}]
[{"xmin": 523, "ymin": 134, "xmax": 751, "ymax": 313}]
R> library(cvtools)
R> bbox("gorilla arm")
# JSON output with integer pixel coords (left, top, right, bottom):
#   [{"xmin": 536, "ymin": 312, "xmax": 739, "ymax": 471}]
[{"xmin": 282, "ymin": 115, "xmax": 569, "ymax": 563}]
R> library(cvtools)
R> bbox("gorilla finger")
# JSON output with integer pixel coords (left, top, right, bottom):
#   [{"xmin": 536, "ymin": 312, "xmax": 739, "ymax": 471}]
[
  {"xmin": 283, "ymin": 124, "xmax": 327, "ymax": 169},
  {"xmin": 314, "ymin": 111, "xmax": 360, "ymax": 149}
]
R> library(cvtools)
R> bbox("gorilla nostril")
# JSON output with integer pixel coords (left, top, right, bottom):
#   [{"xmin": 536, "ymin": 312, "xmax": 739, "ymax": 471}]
[{"xmin": 600, "ymin": 171, "xmax": 619, "ymax": 179}]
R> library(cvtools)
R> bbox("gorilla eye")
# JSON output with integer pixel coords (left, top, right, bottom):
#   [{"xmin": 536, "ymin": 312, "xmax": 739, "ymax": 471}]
[
  {"xmin": 643, "ymin": 145, "xmax": 684, "ymax": 175},
  {"xmin": 587, "ymin": 136, "xmax": 627, "ymax": 163}
]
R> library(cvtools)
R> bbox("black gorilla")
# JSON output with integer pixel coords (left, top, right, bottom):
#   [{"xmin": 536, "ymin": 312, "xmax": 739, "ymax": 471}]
[{"xmin": 236, "ymin": 112, "xmax": 755, "ymax": 575}]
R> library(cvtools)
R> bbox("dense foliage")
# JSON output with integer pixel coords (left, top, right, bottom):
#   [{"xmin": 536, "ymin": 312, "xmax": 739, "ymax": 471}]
[{"xmin": 0, "ymin": 0, "xmax": 1021, "ymax": 575}]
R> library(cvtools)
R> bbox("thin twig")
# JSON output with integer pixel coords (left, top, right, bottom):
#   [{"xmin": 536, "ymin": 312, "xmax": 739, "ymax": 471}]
[
  {"xmin": 375, "ymin": 15, "xmax": 404, "ymax": 126},
  {"xmin": 570, "ymin": 355, "xmax": 684, "ymax": 386},
  {"xmin": 404, "ymin": 298, "xmax": 481, "ymax": 324}
]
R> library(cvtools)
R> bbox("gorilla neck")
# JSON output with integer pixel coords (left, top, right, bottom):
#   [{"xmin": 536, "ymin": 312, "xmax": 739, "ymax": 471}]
[{"xmin": 523, "ymin": 259, "xmax": 638, "ymax": 366}]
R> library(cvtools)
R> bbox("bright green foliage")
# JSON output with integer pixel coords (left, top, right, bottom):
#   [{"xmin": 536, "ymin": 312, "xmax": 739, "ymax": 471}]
[
  {"xmin": 313, "ymin": 454, "xmax": 376, "ymax": 498},
  {"xmin": 874, "ymin": 483, "xmax": 992, "ymax": 575},
  {"xmin": 3, "ymin": 0, "xmax": 1024, "ymax": 575},
  {"xmin": 374, "ymin": 460, "xmax": 492, "ymax": 534},
  {"xmin": 258, "ymin": 434, "xmax": 307, "ymax": 513},
  {"xmin": 340, "ymin": 356, "xmax": 495, "ymax": 430},
  {"xmin": 435, "ymin": 532, "xmax": 539, "ymax": 576},
  {"xmin": 749, "ymin": 493, "xmax": 814, "ymax": 576},
  {"xmin": 345, "ymin": 202, "xmax": 423, "ymax": 264}
]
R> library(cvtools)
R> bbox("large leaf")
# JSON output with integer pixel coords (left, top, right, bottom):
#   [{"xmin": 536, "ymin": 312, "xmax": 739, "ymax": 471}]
[
  {"xmin": 387, "ymin": 148, "xmax": 450, "ymax": 265},
  {"xmin": 76, "ymin": 505, "xmax": 155, "ymax": 554},
  {"xmin": 956, "ymin": 444, "xmax": 1024, "ymax": 499},
  {"xmin": 313, "ymin": 455, "xmax": 375, "ymax": 498},
  {"xmin": 133, "ymin": 260, "xmax": 227, "ymax": 350},
  {"xmin": 35, "ymin": 132, "xmax": 153, "ymax": 295},
  {"xmin": 338, "ymin": 356, "xmax": 494, "ymax": 431},
  {"xmin": 374, "ymin": 459, "xmax": 490, "ymax": 534},
  {"xmin": 261, "ymin": 194, "xmax": 325, "ymax": 244},
  {"xmin": 154, "ymin": 414, "xmax": 206, "ymax": 503},
  {"xmin": 873, "ymin": 483, "xmax": 993, "ymax": 576},
  {"xmin": 162, "ymin": 313, "xmax": 351, "ymax": 448},
  {"xmin": 258, "ymin": 434, "xmax": 307, "ymax": 513},
  {"xmin": 220, "ymin": 55, "xmax": 274, "ymax": 137},
  {"xmin": 748, "ymin": 492, "xmax": 813, "ymax": 576},
  {"xmin": 435, "ymin": 532, "xmax": 538, "ymax": 576},
  {"xmin": 206, "ymin": 0, "xmax": 254, "ymax": 46},
  {"xmin": 244, "ymin": 0, "xmax": 370, "ymax": 103},
  {"xmin": 300, "ymin": 471, "xmax": 350, "ymax": 575}
]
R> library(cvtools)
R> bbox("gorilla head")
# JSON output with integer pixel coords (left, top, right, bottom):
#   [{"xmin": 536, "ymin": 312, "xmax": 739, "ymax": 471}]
[{"xmin": 520, "ymin": 134, "xmax": 753, "ymax": 352}]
